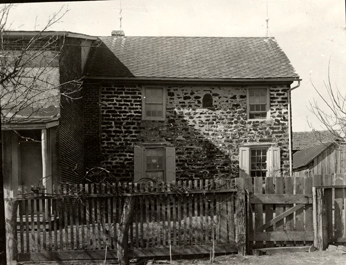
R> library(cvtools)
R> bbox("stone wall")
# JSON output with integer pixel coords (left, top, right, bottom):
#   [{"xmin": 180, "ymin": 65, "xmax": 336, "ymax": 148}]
[{"xmin": 84, "ymin": 83, "xmax": 291, "ymax": 180}]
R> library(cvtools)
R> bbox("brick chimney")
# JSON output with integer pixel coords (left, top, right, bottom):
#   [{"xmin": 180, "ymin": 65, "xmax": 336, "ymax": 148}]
[{"xmin": 111, "ymin": 30, "xmax": 125, "ymax": 37}]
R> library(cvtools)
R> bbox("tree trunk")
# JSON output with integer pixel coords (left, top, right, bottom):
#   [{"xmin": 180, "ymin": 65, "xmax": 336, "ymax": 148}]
[
  {"xmin": 117, "ymin": 196, "xmax": 135, "ymax": 265},
  {"xmin": 5, "ymin": 198, "xmax": 19, "ymax": 265}
]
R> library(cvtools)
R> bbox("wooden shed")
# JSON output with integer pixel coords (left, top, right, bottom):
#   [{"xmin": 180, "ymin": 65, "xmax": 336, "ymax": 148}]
[{"xmin": 293, "ymin": 142, "xmax": 346, "ymax": 177}]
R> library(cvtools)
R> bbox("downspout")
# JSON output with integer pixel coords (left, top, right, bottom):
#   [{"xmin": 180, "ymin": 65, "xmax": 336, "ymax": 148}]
[{"xmin": 288, "ymin": 80, "xmax": 301, "ymax": 176}]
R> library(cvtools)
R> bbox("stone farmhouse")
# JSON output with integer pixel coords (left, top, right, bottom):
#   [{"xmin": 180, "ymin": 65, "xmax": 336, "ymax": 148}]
[
  {"xmin": 82, "ymin": 31, "xmax": 300, "ymax": 183},
  {"xmin": 1, "ymin": 30, "xmax": 301, "ymax": 196}
]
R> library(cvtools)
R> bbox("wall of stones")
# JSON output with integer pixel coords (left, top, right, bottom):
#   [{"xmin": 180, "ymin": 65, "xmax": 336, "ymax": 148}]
[{"xmin": 84, "ymin": 83, "xmax": 291, "ymax": 180}]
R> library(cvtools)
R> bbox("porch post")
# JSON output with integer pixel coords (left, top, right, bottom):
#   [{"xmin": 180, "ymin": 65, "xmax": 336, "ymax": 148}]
[{"xmin": 41, "ymin": 129, "xmax": 48, "ymax": 193}]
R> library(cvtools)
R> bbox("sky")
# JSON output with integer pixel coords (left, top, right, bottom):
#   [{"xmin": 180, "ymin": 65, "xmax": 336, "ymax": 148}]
[{"xmin": 4, "ymin": 0, "xmax": 346, "ymax": 132}]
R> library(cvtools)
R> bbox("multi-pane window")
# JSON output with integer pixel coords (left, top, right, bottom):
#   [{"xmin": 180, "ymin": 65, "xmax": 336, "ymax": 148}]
[
  {"xmin": 143, "ymin": 87, "xmax": 165, "ymax": 120},
  {"xmin": 248, "ymin": 88, "xmax": 269, "ymax": 119},
  {"xmin": 239, "ymin": 146, "xmax": 280, "ymax": 178},
  {"xmin": 145, "ymin": 148, "xmax": 165, "ymax": 182},
  {"xmin": 134, "ymin": 144, "xmax": 176, "ymax": 183},
  {"xmin": 250, "ymin": 148, "xmax": 267, "ymax": 178}
]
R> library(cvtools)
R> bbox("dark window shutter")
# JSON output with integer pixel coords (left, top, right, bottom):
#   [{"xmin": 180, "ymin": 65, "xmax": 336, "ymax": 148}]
[
  {"xmin": 165, "ymin": 146, "xmax": 176, "ymax": 183},
  {"xmin": 134, "ymin": 145, "xmax": 144, "ymax": 182},
  {"xmin": 239, "ymin": 147, "xmax": 250, "ymax": 177}
]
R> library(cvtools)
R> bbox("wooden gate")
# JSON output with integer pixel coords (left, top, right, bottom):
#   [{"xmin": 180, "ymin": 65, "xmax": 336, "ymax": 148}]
[
  {"xmin": 238, "ymin": 176, "xmax": 314, "ymax": 250},
  {"xmin": 239, "ymin": 174, "xmax": 346, "ymax": 252},
  {"xmin": 315, "ymin": 182, "xmax": 346, "ymax": 249}
]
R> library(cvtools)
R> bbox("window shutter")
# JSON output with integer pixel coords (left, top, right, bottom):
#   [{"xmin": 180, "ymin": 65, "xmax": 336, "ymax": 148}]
[
  {"xmin": 239, "ymin": 147, "xmax": 250, "ymax": 178},
  {"xmin": 165, "ymin": 146, "xmax": 176, "ymax": 183},
  {"xmin": 267, "ymin": 147, "xmax": 280, "ymax": 177},
  {"xmin": 134, "ymin": 145, "xmax": 144, "ymax": 182}
]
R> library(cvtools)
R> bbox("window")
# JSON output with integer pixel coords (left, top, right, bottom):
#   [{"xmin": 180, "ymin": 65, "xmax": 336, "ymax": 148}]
[
  {"xmin": 142, "ymin": 87, "xmax": 166, "ymax": 120},
  {"xmin": 145, "ymin": 148, "xmax": 165, "ymax": 181},
  {"xmin": 134, "ymin": 144, "xmax": 175, "ymax": 183},
  {"xmin": 239, "ymin": 146, "xmax": 280, "ymax": 177},
  {"xmin": 248, "ymin": 88, "xmax": 269, "ymax": 119},
  {"xmin": 250, "ymin": 148, "xmax": 267, "ymax": 178},
  {"xmin": 202, "ymin": 94, "xmax": 213, "ymax": 108}
]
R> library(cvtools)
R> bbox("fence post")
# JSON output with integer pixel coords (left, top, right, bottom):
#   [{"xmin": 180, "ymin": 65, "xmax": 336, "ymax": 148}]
[
  {"xmin": 312, "ymin": 187, "xmax": 317, "ymax": 248},
  {"xmin": 316, "ymin": 188, "xmax": 328, "ymax": 250},
  {"xmin": 117, "ymin": 196, "xmax": 135, "ymax": 265},
  {"xmin": 235, "ymin": 187, "xmax": 246, "ymax": 255},
  {"xmin": 5, "ymin": 198, "xmax": 19, "ymax": 265}
]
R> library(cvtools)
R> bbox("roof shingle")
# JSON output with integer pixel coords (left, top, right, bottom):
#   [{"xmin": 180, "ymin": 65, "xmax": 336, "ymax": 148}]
[{"xmin": 85, "ymin": 36, "xmax": 299, "ymax": 80}]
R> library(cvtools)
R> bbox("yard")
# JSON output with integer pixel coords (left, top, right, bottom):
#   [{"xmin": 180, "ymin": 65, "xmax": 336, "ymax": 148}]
[
  {"xmin": 170, "ymin": 251, "xmax": 346, "ymax": 265},
  {"xmin": 15, "ymin": 251, "xmax": 346, "ymax": 265}
]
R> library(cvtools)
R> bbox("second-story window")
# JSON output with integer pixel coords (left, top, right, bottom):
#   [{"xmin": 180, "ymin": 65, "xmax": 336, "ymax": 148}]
[
  {"xmin": 142, "ymin": 87, "xmax": 166, "ymax": 120},
  {"xmin": 248, "ymin": 88, "xmax": 269, "ymax": 119}
]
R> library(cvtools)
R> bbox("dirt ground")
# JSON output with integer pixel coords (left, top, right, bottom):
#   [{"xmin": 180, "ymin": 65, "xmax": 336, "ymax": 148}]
[
  {"xmin": 166, "ymin": 251, "xmax": 346, "ymax": 265},
  {"xmin": 17, "ymin": 251, "xmax": 346, "ymax": 265}
]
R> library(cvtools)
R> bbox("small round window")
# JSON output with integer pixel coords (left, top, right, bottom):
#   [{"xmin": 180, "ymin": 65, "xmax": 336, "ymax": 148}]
[{"xmin": 202, "ymin": 94, "xmax": 213, "ymax": 108}]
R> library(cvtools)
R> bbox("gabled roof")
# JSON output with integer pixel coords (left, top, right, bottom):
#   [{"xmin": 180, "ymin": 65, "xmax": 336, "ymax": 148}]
[
  {"xmin": 293, "ymin": 142, "xmax": 334, "ymax": 170},
  {"xmin": 85, "ymin": 36, "xmax": 299, "ymax": 80}
]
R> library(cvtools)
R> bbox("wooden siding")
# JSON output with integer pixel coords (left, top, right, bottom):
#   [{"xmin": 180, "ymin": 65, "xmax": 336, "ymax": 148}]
[{"xmin": 293, "ymin": 144, "xmax": 346, "ymax": 177}]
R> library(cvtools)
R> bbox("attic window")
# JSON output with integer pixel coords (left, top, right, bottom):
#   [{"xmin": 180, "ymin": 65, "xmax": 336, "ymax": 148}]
[{"xmin": 202, "ymin": 94, "xmax": 213, "ymax": 108}]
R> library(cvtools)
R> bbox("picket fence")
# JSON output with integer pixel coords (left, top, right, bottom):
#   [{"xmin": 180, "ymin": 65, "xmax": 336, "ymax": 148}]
[{"xmin": 9, "ymin": 179, "xmax": 245, "ymax": 262}]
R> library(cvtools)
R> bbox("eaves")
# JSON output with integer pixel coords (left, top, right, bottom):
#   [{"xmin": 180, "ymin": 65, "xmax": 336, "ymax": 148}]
[{"xmin": 83, "ymin": 76, "xmax": 301, "ymax": 86}]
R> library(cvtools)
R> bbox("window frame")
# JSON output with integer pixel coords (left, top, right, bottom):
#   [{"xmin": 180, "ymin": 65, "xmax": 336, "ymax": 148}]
[
  {"xmin": 142, "ymin": 86, "xmax": 166, "ymax": 121},
  {"xmin": 134, "ymin": 143, "xmax": 176, "ymax": 183},
  {"xmin": 145, "ymin": 147, "xmax": 166, "ymax": 182},
  {"xmin": 247, "ymin": 87, "xmax": 270, "ymax": 120},
  {"xmin": 250, "ymin": 147, "xmax": 268, "ymax": 178}
]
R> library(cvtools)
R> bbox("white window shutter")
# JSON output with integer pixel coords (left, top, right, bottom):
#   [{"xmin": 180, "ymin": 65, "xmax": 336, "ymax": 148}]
[
  {"xmin": 239, "ymin": 147, "xmax": 250, "ymax": 177},
  {"xmin": 134, "ymin": 145, "xmax": 144, "ymax": 182},
  {"xmin": 267, "ymin": 146, "xmax": 280, "ymax": 177},
  {"xmin": 165, "ymin": 146, "xmax": 176, "ymax": 183}
]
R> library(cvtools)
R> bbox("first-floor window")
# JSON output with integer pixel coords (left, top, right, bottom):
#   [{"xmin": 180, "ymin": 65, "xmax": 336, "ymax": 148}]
[
  {"xmin": 250, "ymin": 148, "xmax": 267, "ymax": 177},
  {"xmin": 239, "ymin": 145, "xmax": 280, "ymax": 177},
  {"xmin": 145, "ymin": 148, "xmax": 165, "ymax": 181},
  {"xmin": 134, "ymin": 144, "xmax": 176, "ymax": 183}
]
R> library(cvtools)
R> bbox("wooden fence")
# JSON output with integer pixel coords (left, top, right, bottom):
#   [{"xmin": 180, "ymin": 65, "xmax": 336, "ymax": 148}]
[
  {"xmin": 236, "ymin": 174, "xmax": 346, "ymax": 252},
  {"xmin": 7, "ymin": 179, "xmax": 245, "ymax": 263},
  {"xmin": 315, "ymin": 175, "xmax": 346, "ymax": 250}
]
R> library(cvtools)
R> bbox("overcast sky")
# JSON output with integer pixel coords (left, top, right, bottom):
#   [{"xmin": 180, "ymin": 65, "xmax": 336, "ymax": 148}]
[{"xmin": 4, "ymin": 0, "xmax": 346, "ymax": 132}]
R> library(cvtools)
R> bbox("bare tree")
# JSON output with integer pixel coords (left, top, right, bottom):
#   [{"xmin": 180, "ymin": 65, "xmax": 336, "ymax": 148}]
[
  {"xmin": 0, "ymin": 4, "xmax": 82, "ymax": 125},
  {"xmin": 309, "ymin": 65, "xmax": 346, "ymax": 143},
  {"xmin": 0, "ymin": 5, "xmax": 83, "ymax": 263}
]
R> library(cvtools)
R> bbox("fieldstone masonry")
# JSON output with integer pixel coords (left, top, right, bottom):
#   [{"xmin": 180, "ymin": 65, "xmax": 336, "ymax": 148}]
[{"xmin": 84, "ymin": 83, "xmax": 291, "ymax": 180}]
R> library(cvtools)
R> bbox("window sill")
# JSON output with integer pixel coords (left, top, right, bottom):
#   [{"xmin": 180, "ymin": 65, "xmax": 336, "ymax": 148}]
[{"xmin": 247, "ymin": 118, "xmax": 271, "ymax": 121}]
